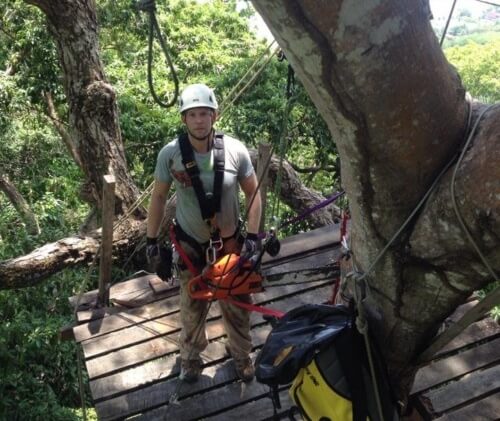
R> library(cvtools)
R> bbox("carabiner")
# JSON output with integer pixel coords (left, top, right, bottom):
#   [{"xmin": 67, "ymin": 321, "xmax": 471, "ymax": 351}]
[{"xmin": 206, "ymin": 245, "xmax": 217, "ymax": 265}]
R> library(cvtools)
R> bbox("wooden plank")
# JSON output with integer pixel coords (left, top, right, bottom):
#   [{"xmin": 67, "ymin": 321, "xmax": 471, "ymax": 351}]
[
  {"xmin": 434, "ymin": 393, "xmax": 500, "ymax": 421},
  {"xmin": 261, "ymin": 223, "xmax": 340, "ymax": 264},
  {"xmin": 445, "ymin": 300, "xmax": 479, "ymax": 323},
  {"xmin": 433, "ymin": 317, "xmax": 500, "ymax": 359},
  {"xmin": 90, "ymin": 332, "xmax": 244, "ymax": 402},
  {"xmin": 89, "ymin": 285, "xmax": 333, "ymax": 401},
  {"xmin": 203, "ymin": 388, "xmax": 301, "ymax": 421},
  {"xmin": 81, "ymin": 279, "xmax": 332, "ymax": 358},
  {"xmin": 85, "ymin": 285, "xmax": 333, "ymax": 379},
  {"xmin": 419, "ymin": 285, "xmax": 500, "ymax": 363},
  {"xmin": 73, "ymin": 292, "xmax": 181, "ymax": 343},
  {"xmin": 95, "ymin": 349, "xmax": 276, "ymax": 420},
  {"xmin": 69, "ymin": 274, "xmax": 160, "ymax": 308},
  {"xmin": 263, "ymin": 246, "xmax": 341, "ymax": 278},
  {"xmin": 412, "ymin": 336, "xmax": 500, "ymax": 394},
  {"xmin": 420, "ymin": 364, "xmax": 500, "ymax": 414},
  {"xmin": 136, "ymin": 376, "xmax": 272, "ymax": 421}
]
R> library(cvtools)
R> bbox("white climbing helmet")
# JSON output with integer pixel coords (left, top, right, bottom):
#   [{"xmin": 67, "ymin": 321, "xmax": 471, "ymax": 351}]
[{"xmin": 179, "ymin": 83, "xmax": 218, "ymax": 113}]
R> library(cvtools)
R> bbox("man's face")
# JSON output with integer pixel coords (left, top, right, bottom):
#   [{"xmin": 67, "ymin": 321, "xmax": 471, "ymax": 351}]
[{"xmin": 182, "ymin": 107, "xmax": 217, "ymax": 141}]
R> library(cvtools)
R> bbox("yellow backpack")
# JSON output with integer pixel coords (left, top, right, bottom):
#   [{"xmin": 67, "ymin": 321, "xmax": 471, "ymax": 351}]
[{"xmin": 255, "ymin": 304, "xmax": 399, "ymax": 421}]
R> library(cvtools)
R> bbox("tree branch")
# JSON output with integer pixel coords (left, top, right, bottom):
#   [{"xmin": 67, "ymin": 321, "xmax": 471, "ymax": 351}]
[{"xmin": 0, "ymin": 172, "xmax": 40, "ymax": 235}]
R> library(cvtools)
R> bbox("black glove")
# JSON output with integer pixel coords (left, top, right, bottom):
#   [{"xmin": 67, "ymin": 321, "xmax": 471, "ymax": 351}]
[
  {"xmin": 146, "ymin": 237, "xmax": 173, "ymax": 281},
  {"xmin": 242, "ymin": 232, "xmax": 260, "ymax": 263}
]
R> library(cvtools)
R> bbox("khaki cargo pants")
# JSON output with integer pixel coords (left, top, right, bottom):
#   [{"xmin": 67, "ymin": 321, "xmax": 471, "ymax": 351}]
[{"xmin": 176, "ymin": 237, "xmax": 252, "ymax": 361}]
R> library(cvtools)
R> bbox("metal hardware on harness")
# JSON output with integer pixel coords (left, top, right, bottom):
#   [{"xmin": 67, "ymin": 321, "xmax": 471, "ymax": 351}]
[
  {"xmin": 264, "ymin": 229, "xmax": 281, "ymax": 257},
  {"xmin": 206, "ymin": 237, "xmax": 223, "ymax": 265}
]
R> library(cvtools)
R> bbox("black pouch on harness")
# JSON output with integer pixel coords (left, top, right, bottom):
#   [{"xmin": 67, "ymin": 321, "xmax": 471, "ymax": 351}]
[
  {"xmin": 156, "ymin": 244, "xmax": 173, "ymax": 281},
  {"xmin": 255, "ymin": 304, "xmax": 400, "ymax": 421}
]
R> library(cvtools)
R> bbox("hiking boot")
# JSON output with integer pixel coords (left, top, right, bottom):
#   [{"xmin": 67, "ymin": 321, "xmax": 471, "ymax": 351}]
[
  {"xmin": 180, "ymin": 358, "xmax": 202, "ymax": 383},
  {"xmin": 234, "ymin": 356, "xmax": 255, "ymax": 382}
]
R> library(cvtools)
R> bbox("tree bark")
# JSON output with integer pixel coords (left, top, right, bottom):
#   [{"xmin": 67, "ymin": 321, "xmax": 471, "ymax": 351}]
[
  {"xmin": 0, "ymin": 152, "xmax": 334, "ymax": 288},
  {"xmin": 24, "ymin": 0, "xmax": 145, "ymax": 217},
  {"xmin": 0, "ymin": 173, "xmax": 40, "ymax": 235},
  {"xmin": 251, "ymin": 0, "xmax": 500, "ymax": 399}
]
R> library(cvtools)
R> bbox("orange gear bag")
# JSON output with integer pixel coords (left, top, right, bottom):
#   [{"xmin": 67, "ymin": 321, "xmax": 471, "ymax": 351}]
[{"xmin": 188, "ymin": 253, "xmax": 263, "ymax": 300}]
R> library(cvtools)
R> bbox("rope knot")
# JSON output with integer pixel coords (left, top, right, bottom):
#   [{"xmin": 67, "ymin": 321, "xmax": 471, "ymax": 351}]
[{"xmin": 356, "ymin": 315, "xmax": 368, "ymax": 335}]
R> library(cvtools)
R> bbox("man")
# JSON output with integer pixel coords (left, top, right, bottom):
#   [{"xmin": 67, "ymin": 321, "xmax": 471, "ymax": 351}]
[{"xmin": 146, "ymin": 83, "xmax": 262, "ymax": 383}]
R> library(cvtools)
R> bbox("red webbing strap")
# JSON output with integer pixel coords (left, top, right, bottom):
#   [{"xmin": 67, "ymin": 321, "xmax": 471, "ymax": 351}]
[
  {"xmin": 331, "ymin": 211, "xmax": 350, "ymax": 304},
  {"xmin": 340, "ymin": 210, "xmax": 349, "ymax": 241},
  {"xmin": 224, "ymin": 297, "xmax": 285, "ymax": 318},
  {"xmin": 169, "ymin": 224, "xmax": 199, "ymax": 276}
]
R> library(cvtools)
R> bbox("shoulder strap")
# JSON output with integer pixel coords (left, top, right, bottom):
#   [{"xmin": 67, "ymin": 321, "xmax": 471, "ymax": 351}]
[
  {"xmin": 178, "ymin": 132, "xmax": 225, "ymax": 222},
  {"xmin": 212, "ymin": 132, "xmax": 225, "ymax": 214},
  {"xmin": 335, "ymin": 328, "xmax": 369, "ymax": 421}
]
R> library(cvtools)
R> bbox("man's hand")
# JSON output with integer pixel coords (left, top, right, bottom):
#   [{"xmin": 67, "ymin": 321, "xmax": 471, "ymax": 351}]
[
  {"xmin": 242, "ymin": 232, "xmax": 260, "ymax": 263},
  {"xmin": 146, "ymin": 237, "xmax": 173, "ymax": 281}
]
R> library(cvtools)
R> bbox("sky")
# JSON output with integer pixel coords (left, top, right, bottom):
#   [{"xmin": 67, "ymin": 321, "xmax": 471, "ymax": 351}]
[
  {"xmin": 248, "ymin": 0, "xmax": 495, "ymax": 41},
  {"xmin": 429, "ymin": 0, "xmax": 493, "ymax": 20}
]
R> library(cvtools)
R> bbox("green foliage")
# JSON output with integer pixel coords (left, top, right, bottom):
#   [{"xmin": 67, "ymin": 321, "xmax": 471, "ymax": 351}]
[
  {"xmin": 445, "ymin": 37, "xmax": 500, "ymax": 102},
  {"xmin": 0, "ymin": 269, "xmax": 93, "ymax": 421}
]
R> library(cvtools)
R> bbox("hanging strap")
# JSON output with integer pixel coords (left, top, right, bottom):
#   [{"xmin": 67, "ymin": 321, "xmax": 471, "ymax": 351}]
[
  {"xmin": 179, "ymin": 132, "xmax": 225, "ymax": 222},
  {"xmin": 225, "ymin": 296, "xmax": 285, "ymax": 318}
]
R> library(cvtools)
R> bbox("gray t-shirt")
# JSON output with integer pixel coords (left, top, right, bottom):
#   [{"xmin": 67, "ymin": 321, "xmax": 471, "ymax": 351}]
[{"xmin": 154, "ymin": 133, "xmax": 254, "ymax": 243}]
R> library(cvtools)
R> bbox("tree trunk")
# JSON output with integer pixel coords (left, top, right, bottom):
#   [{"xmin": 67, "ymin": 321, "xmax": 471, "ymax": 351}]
[
  {"xmin": 251, "ymin": 0, "xmax": 500, "ymax": 399},
  {"xmin": 0, "ymin": 152, "xmax": 335, "ymax": 288},
  {"xmin": 24, "ymin": 0, "xmax": 145, "ymax": 217},
  {"xmin": 0, "ymin": 173, "xmax": 41, "ymax": 235}
]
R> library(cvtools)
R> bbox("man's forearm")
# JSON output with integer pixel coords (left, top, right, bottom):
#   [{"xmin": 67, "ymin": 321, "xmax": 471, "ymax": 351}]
[
  {"xmin": 246, "ymin": 191, "xmax": 262, "ymax": 234},
  {"xmin": 147, "ymin": 197, "xmax": 165, "ymax": 239}
]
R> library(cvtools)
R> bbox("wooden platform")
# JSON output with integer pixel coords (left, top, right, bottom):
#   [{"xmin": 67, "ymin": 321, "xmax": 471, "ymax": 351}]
[
  {"xmin": 409, "ymin": 300, "xmax": 500, "ymax": 420},
  {"xmin": 70, "ymin": 224, "xmax": 343, "ymax": 420},
  {"xmin": 68, "ymin": 224, "xmax": 500, "ymax": 420}
]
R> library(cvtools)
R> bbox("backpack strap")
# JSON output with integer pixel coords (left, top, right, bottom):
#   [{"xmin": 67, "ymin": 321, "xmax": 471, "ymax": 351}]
[
  {"xmin": 335, "ymin": 328, "xmax": 369, "ymax": 421},
  {"xmin": 178, "ymin": 132, "xmax": 225, "ymax": 223}
]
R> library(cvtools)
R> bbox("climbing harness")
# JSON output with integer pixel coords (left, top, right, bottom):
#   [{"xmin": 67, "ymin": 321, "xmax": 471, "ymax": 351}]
[
  {"xmin": 178, "ymin": 131, "xmax": 225, "ymax": 224},
  {"xmin": 136, "ymin": 0, "xmax": 179, "ymax": 108},
  {"xmin": 175, "ymin": 131, "xmax": 227, "ymax": 269}
]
